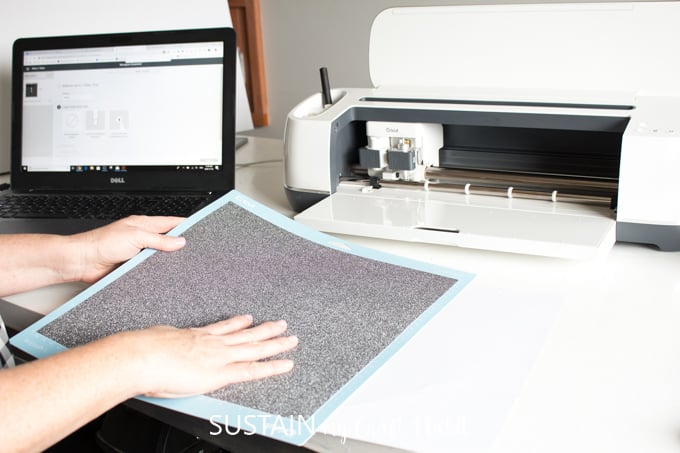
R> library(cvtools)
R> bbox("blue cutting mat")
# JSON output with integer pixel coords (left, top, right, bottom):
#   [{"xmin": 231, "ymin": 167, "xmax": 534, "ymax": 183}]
[{"xmin": 11, "ymin": 190, "xmax": 474, "ymax": 445}]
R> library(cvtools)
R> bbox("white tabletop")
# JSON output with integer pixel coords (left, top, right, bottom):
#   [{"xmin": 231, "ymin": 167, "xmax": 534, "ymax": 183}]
[{"xmin": 5, "ymin": 137, "xmax": 680, "ymax": 453}]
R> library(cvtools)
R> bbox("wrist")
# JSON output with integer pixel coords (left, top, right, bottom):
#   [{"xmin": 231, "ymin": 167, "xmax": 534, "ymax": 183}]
[
  {"xmin": 31, "ymin": 234, "xmax": 84, "ymax": 285},
  {"xmin": 57, "ymin": 233, "xmax": 98, "ymax": 284},
  {"xmin": 89, "ymin": 331, "xmax": 153, "ymax": 398}
]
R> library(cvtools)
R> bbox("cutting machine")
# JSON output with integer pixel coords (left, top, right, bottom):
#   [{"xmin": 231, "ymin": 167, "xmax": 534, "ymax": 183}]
[{"xmin": 283, "ymin": 2, "xmax": 680, "ymax": 258}]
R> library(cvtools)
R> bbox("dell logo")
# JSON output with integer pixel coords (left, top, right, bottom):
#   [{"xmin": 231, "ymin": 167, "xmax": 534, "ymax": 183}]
[{"xmin": 110, "ymin": 177, "xmax": 126, "ymax": 184}]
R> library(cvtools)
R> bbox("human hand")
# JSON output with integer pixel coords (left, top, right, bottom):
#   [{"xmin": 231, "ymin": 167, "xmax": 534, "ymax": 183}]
[
  {"xmin": 116, "ymin": 315, "xmax": 297, "ymax": 398},
  {"xmin": 0, "ymin": 315, "xmax": 296, "ymax": 453},
  {"xmin": 66, "ymin": 215, "xmax": 186, "ymax": 284}
]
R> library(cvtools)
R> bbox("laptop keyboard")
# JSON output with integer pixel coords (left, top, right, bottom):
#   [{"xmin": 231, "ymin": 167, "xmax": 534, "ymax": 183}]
[{"xmin": 0, "ymin": 194, "xmax": 211, "ymax": 220}]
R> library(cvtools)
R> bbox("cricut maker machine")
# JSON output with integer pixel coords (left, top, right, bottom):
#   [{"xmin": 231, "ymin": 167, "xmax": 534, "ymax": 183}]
[{"xmin": 283, "ymin": 2, "xmax": 680, "ymax": 258}]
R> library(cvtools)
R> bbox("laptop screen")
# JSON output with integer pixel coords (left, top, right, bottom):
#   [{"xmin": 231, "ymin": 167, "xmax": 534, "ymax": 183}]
[
  {"xmin": 22, "ymin": 41, "xmax": 224, "ymax": 173},
  {"xmin": 11, "ymin": 28, "xmax": 235, "ymax": 193}
]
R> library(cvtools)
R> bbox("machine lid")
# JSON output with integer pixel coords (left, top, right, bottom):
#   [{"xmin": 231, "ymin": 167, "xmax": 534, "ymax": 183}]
[{"xmin": 369, "ymin": 2, "xmax": 680, "ymax": 96}]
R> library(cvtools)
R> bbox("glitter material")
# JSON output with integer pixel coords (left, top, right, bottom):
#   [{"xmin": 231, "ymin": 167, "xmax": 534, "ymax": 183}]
[{"xmin": 40, "ymin": 203, "xmax": 457, "ymax": 418}]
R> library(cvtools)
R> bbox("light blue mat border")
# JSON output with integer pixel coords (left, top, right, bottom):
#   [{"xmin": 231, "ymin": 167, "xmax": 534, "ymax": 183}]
[{"xmin": 11, "ymin": 190, "xmax": 474, "ymax": 445}]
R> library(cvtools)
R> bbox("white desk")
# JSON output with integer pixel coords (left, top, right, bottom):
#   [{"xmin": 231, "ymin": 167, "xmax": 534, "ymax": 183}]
[{"xmin": 4, "ymin": 137, "xmax": 680, "ymax": 453}]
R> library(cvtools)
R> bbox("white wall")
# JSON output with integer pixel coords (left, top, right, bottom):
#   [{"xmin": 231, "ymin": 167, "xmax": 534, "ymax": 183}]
[
  {"xmin": 0, "ymin": 0, "xmax": 252, "ymax": 174},
  {"xmin": 250, "ymin": 0, "xmax": 658, "ymax": 140},
  {"xmin": 2, "ymin": 0, "xmax": 660, "ymax": 164}
]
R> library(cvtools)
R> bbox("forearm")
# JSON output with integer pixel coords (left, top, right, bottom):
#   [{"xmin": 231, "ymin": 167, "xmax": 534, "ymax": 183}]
[
  {"xmin": 0, "ymin": 317, "xmax": 297, "ymax": 452},
  {"xmin": 0, "ymin": 234, "xmax": 81, "ymax": 296},
  {"xmin": 0, "ymin": 216, "xmax": 187, "ymax": 296},
  {"xmin": 0, "ymin": 334, "xmax": 142, "ymax": 452}
]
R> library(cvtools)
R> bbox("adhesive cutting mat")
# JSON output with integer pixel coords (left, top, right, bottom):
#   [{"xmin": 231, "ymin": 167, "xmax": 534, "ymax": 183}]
[{"xmin": 11, "ymin": 190, "xmax": 473, "ymax": 445}]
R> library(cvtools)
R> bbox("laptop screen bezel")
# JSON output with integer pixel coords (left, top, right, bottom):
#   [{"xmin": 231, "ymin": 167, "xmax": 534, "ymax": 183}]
[{"xmin": 10, "ymin": 27, "xmax": 235, "ymax": 194}]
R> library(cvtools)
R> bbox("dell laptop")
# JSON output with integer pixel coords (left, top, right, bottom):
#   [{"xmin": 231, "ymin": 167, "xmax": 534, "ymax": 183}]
[{"xmin": 0, "ymin": 27, "xmax": 236, "ymax": 234}]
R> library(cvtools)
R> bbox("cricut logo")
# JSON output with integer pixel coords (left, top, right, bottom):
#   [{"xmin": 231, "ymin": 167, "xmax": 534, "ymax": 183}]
[{"xmin": 110, "ymin": 177, "xmax": 126, "ymax": 184}]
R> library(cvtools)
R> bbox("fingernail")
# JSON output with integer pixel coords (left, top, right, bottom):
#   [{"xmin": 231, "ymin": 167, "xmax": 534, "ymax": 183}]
[
  {"xmin": 174, "ymin": 237, "xmax": 186, "ymax": 246},
  {"xmin": 279, "ymin": 360, "xmax": 294, "ymax": 372},
  {"xmin": 276, "ymin": 320, "xmax": 288, "ymax": 328},
  {"xmin": 287, "ymin": 335, "xmax": 299, "ymax": 345}
]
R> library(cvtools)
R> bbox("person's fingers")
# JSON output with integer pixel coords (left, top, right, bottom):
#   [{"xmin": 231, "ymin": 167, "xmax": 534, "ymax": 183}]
[
  {"xmin": 221, "ymin": 359, "xmax": 295, "ymax": 383},
  {"xmin": 123, "ymin": 215, "xmax": 187, "ymax": 251},
  {"xmin": 219, "ymin": 320, "xmax": 289, "ymax": 346},
  {"xmin": 133, "ymin": 229, "xmax": 186, "ymax": 252},
  {"xmin": 132, "ymin": 322, "xmax": 298, "ymax": 398},
  {"xmin": 145, "ymin": 359, "xmax": 295, "ymax": 398},
  {"xmin": 122, "ymin": 215, "xmax": 186, "ymax": 233},
  {"xmin": 198, "ymin": 315, "xmax": 254, "ymax": 335},
  {"xmin": 224, "ymin": 334, "xmax": 299, "ymax": 363}
]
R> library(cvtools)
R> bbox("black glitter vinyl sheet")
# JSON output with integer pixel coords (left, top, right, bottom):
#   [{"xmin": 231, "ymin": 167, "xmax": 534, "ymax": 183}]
[{"xmin": 12, "ymin": 191, "xmax": 473, "ymax": 445}]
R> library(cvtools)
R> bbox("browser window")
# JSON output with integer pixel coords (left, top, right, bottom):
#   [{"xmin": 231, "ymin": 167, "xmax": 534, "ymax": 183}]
[{"xmin": 21, "ymin": 41, "xmax": 224, "ymax": 172}]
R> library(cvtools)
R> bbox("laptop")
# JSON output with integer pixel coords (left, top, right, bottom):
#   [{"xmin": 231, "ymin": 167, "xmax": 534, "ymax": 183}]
[{"xmin": 0, "ymin": 27, "xmax": 236, "ymax": 235}]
